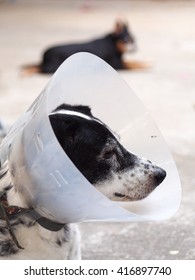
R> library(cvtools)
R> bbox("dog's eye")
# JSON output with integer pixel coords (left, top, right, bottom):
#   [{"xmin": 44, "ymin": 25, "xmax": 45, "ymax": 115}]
[{"xmin": 103, "ymin": 149, "xmax": 114, "ymax": 159}]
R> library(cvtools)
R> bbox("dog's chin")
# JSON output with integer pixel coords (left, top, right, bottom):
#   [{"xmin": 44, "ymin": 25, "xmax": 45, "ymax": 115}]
[
  {"xmin": 95, "ymin": 182, "xmax": 154, "ymax": 202},
  {"xmin": 95, "ymin": 174, "xmax": 159, "ymax": 202},
  {"xmin": 112, "ymin": 192, "xmax": 151, "ymax": 202}
]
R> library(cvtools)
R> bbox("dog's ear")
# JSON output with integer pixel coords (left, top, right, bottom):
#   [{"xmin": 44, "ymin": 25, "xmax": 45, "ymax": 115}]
[
  {"xmin": 114, "ymin": 20, "xmax": 127, "ymax": 34},
  {"xmin": 114, "ymin": 20, "xmax": 123, "ymax": 34},
  {"xmin": 49, "ymin": 114, "xmax": 79, "ymax": 148}
]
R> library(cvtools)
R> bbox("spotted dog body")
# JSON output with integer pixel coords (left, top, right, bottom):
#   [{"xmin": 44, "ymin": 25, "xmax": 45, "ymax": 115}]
[
  {"xmin": 0, "ymin": 163, "xmax": 81, "ymax": 259},
  {"xmin": 0, "ymin": 104, "xmax": 166, "ymax": 259}
]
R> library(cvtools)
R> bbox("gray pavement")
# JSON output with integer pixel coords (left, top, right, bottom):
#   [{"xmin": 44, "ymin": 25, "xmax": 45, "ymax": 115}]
[{"xmin": 0, "ymin": 0, "xmax": 195, "ymax": 259}]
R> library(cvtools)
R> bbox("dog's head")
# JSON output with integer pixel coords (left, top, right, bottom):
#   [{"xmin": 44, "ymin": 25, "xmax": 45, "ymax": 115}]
[
  {"xmin": 113, "ymin": 20, "xmax": 137, "ymax": 53},
  {"xmin": 49, "ymin": 104, "xmax": 166, "ymax": 202}
]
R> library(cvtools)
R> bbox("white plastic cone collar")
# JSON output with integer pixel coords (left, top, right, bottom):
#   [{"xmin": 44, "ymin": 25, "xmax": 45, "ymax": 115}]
[{"xmin": 0, "ymin": 53, "xmax": 181, "ymax": 223}]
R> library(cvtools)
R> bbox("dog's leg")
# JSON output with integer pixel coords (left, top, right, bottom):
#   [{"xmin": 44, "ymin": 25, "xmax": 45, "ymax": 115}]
[
  {"xmin": 20, "ymin": 65, "xmax": 41, "ymax": 77},
  {"xmin": 67, "ymin": 224, "xmax": 81, "ymax": 260},
  {"xmin": 123, "ymin": 60, "xmax": 152, "ymax": 70}
]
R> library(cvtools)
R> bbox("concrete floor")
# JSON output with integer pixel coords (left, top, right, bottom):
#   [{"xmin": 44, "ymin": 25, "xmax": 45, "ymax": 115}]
[{"xmin": 0, "ymin": 0, "xmax": 195, "ymax": 259}]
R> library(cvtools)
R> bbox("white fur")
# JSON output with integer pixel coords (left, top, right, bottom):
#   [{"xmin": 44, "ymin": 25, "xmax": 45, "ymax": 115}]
[{"xmin": 2, "ymin": 222, "xmax": 81, "ymax": 260}]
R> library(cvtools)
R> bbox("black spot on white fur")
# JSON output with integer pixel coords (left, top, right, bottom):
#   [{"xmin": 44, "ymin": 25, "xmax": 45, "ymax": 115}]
[
  {"xmin": 0, "ymin": 227, "xmax": 7, "ymax": 235},
  {"xmin": 0, "ymin": 240, "xmax": 18, "ymax": 256}
]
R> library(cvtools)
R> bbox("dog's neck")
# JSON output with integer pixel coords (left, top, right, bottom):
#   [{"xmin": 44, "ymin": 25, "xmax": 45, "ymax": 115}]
[
  {"xmin": 0, "ymin": 164, "xmax": 66, "ymax": 249},
  {"xmin": 0, "ymin": 162, "xmax": 80, "ymax": 259}
]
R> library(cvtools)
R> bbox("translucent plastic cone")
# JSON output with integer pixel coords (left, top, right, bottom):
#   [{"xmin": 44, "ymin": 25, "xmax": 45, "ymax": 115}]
[{"xmin": 0, "ymin": 53, "xmax": 181, "ymax": 223}]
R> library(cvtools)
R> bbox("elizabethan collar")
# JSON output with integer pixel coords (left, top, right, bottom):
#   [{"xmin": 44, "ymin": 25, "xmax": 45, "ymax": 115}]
[{"xmin": 0, "ymin": 53, "xmax": 181, "ymax": 223}]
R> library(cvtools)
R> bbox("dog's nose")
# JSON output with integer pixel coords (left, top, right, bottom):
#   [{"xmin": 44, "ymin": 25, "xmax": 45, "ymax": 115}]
[{"xmin": 154, "ymin": 167, "xmax": 166, "ymax": 186}]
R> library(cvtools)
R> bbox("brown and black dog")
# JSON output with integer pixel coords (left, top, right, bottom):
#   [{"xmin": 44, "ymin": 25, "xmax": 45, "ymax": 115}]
[{"xmin": 22, "ymin": 21, "xmax": 150, "ymax": 75}]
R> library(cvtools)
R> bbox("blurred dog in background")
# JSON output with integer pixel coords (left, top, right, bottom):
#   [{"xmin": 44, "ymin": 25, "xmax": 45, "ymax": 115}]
[{"xmin": 22, "ymin": 20, "xmax": 150, "ymax": 75}]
